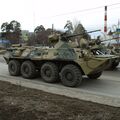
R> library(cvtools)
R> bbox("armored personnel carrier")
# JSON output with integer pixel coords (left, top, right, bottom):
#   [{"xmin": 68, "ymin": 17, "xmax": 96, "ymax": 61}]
[
  {"xmin": 3, "ymin": 31, "xmax": 116, "ymax": 87},
  {"xmin": 89, "ymin": 39, "xmax": 120, "ymax": 69}
]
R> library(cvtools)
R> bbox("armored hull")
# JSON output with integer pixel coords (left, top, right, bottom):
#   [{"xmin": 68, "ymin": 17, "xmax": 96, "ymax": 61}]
[{"xmin": 3, "ymin": 43, "xmax": 113, "ymax": 87}]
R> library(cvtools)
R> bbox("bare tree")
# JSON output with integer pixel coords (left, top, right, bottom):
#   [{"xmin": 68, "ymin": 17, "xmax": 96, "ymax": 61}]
[
  {"xmin": 73, "ymin": 20, "xmax": 90, "ymax": 40},
  {"xmin": 34, "ymin": 25, "xmax": 45, "ymax": 34},
  {"xmin": 64, "ymin": 20, "xmax": 73, "ymax": 34}
]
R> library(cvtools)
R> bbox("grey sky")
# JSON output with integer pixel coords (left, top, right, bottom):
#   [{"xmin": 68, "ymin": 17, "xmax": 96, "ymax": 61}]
[{"xmin": 0, "ymin": 0, "xmax": 120, "ymax": 32}]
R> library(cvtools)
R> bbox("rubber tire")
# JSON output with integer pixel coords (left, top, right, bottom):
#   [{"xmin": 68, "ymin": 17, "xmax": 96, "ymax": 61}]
[
  {"xmin": 110, "ymin": 61, "xmax": 119, "ymax": 70},
  {"xmin": 8, "ymin": 60, "xmax": 21, "ymax": 76},
  {"xmin": 60, "ymin": 64, "xmax": 82, "ymax": 87},
  {"xmin": 21, "ymin": 61, "xmax": 36, "ymax": 79},
  {"xmin": 87, "ymin": 71, "xmax": 102, "ymax": 79},
  {"xmin": 41, "ymin": 62, "xmax": 59, "ymax": 83}
]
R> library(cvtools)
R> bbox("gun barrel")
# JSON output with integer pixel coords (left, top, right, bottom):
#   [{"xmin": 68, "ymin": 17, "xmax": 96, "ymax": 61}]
[
  {"xmin": 101, "ymin": 37, "xmax": 120, "ymax": 42},
  {"xmin": 65, "ymin": 29, "xmax": 101, "ymax": 38}
]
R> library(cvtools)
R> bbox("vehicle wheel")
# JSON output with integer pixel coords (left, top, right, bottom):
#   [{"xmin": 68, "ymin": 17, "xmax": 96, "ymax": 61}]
[
  {"xmin": 41, "ymin": 62, "xmax": 59, "ymax": 83},
  {"xmin": 21, "ymin": 61, "xmax": 36, "ymax": 79},
  {"xmin": 110, "ymin": 61, "xmax": 119, "ymax": 69},
  {"xmin": 87, "ymin": 71, "xmax": 102, "ymax": 79},
  {"xmin": 8, "ymin": 60, "xmax": 21, "ymax": 76},
  {"xmin": 60, "ymin": 64, "xmax": 82, "ymax": 87}
]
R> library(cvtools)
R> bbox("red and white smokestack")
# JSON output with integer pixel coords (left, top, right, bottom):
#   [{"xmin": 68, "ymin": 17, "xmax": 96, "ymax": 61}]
[{"xmin": 104, "ymin": 6, "xmax": 107, "ymax": 34}]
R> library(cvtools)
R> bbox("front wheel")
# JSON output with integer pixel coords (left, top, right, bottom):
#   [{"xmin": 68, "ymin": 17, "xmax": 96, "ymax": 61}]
[
  {"xmin": 60, "ymin": 64, "xmax": 82, "ymax": 87},
  {"xmin": 87, "ymin": 71, "xmax": 102, "ymax": 79},
  {"xmin": 110, "ymin": 61, "xmax": 119, "ymax": 69}
]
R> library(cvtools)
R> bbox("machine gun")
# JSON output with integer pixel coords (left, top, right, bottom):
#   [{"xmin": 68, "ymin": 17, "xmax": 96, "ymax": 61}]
[
  {"xmin": 49, "ymin": 29, "xmax": 101, "ymax": 44},
  {"xmin": 60, "ymin": 29, "xmax": 101, "ymax": 41}
]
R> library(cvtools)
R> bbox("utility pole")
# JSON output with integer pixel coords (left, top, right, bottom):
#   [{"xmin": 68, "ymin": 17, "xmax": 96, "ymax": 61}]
[{"xmin": 52, "ymin": 24, "xmax": 54, "ymax": 33}]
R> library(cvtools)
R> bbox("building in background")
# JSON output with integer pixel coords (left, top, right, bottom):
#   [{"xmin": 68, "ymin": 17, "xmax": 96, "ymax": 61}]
[
  {"xmin": 0, "ymin": 33, "xmax": 11, "ymax": 48},
  {"xmin": 0, "ymin": 39, "xmax": 11, "ymax": 48}
]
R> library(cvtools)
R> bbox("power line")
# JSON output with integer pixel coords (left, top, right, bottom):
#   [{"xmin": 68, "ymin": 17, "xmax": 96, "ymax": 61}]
[
  {"xmin": 47, "ymin": 2, "xmax": 120, "ymax": 18},
  {"xmin": 108, "ymin": 2, "xmax": 120, "ymax": 7}
]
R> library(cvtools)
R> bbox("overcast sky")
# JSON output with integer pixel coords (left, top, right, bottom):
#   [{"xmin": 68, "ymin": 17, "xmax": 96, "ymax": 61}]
[{"xmin": 0, "ymin": 0, "xmax": 120, "ymax": 32}]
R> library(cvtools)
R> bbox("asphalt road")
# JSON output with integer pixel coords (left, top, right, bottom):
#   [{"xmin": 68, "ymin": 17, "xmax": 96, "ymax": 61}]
[{"xmin": 0, "ymin": 55, "xmax": 120, "ymax": 107}]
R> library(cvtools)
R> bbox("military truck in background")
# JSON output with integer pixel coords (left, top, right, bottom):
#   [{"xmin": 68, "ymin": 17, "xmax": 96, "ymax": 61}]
[
  {"xmin": 3, "ymin": 30, "xmax": 117, "ymax": 87},
  {"xmin": 88, "ymin": 38, "xmax": 120, "ymax": 69}
]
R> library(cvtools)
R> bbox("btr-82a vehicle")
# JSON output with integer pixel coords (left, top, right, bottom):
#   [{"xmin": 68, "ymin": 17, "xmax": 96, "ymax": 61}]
[{"xmin": 3, "ymin": 30, "xmax": 116, "ymax": 87}]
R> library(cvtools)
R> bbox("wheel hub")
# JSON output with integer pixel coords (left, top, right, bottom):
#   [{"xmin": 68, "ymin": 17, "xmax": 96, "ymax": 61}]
[
  {"xmin": 66, "ymin": 72, "xmax": 73, "ymax": 81},
  {"xmin": 11, "ymin": 65, "xmax": 15, "ymax": 71},
  {"xmin": 24, "ymin": 66, "xmax": 29, "ymax": 74},
  {"xmin": 45, "ymin": 69, "xmax": 51, "ymax": 77}
]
